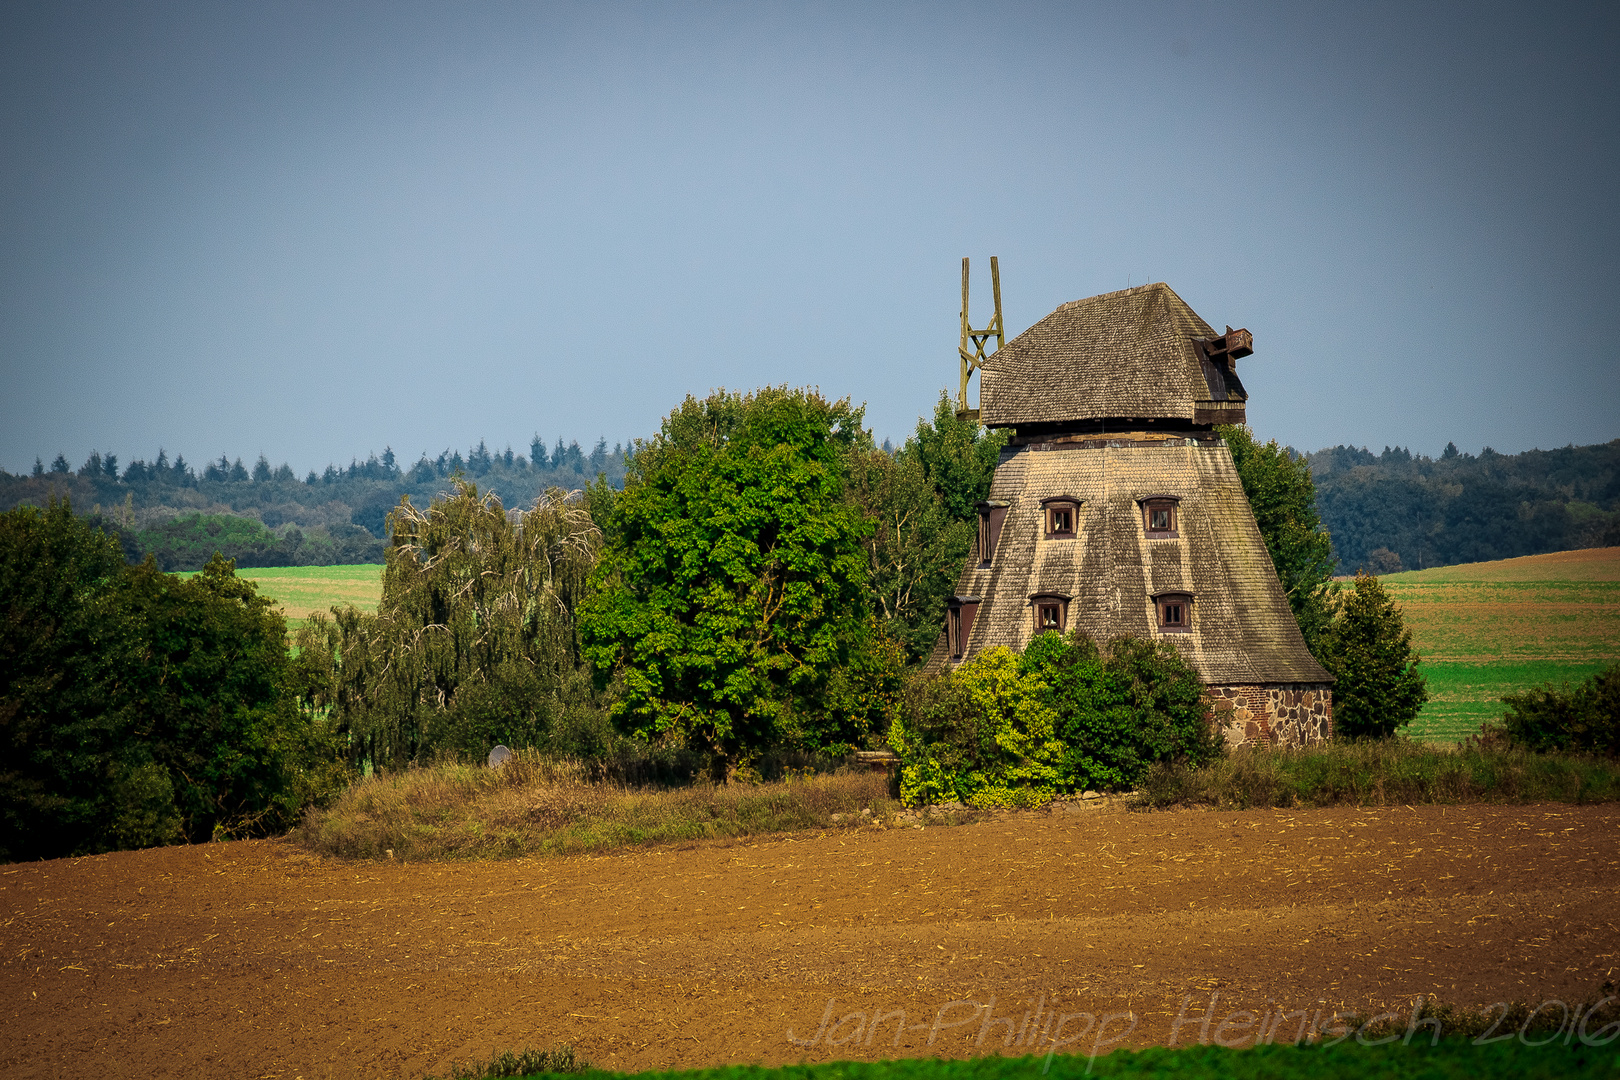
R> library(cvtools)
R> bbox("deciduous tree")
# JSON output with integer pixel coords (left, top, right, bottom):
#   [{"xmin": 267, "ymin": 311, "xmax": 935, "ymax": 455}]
[
  {"xmin": 579, "ymin": 387, "xmax": 890, "ymax": 766},
  {"xmin": 295, "ymin": 479, "xmax": 602, "ymax": 769},
  {"xmin": 1, "ymin": 501, "xmax": 335, "ymax": 859}
]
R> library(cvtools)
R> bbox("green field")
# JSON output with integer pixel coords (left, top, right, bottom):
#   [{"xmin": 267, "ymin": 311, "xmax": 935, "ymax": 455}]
[
  {"xmin": 185, "ymin": 563, "xmax": 385, "ymax": 624},
  {"xmin": 1377, "ymin": 547, "xmax": 1620, "ymax": 743}
]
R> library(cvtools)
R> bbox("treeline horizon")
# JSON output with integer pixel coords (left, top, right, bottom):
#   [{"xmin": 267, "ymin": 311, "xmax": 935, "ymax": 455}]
[
  {"xmin": 0, "ymin": 435, "xmax": 634, "ymax": 571},
  {"xmin": 2, "ymin": 429, "xmax": 1617, "ymax": 574},
  {"xmin": 1306, "ymin": 438, "xmax": 1620, "ymax": 572}
]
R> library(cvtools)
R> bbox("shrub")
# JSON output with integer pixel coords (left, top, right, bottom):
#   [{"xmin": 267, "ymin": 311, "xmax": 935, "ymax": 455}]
[
  {"xmin": 1495, "ymin": 662, "xmax": 1620, "ymax": 756},
  {"xmin": 889, "ymin": 633, "xmax": 1220, "ymax": 806}
]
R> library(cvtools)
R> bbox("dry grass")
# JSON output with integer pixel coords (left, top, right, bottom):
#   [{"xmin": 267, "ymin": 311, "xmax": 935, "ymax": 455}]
[
  {"xmin": 1133, "ymin": 738, "xmax": 1620, "ymax": 810},
  {"xmin": 295, "ymin": 752, "xmax": 902, "ymax": 861}
]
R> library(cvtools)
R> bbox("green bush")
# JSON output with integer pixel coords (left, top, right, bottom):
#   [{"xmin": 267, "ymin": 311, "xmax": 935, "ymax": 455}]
[
  {"xmin": 1496, "ymin": 662, "xmax": 1620, "ymax": 756},
  {"xmin": 889, "ymin": 633, "xmax": 1220, "ymax": 806}
]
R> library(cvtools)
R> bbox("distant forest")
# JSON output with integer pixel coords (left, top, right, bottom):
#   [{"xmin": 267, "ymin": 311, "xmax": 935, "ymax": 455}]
[
  {"xmin": 0, "ymin": 437, "xmax": 629, "ymax": 571},
  {"xmin": 3, "ymin": 432, "xmax": 1616, "ymax": 574},
  {"xmin": 1307, "ymin": 439, "xmax": 1620, "ymax": 572}
]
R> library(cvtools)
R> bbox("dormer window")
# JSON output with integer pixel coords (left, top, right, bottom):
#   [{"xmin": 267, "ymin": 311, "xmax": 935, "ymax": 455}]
[
  {"xmin": 1138, "ymin": 495, "xmax": 1181, "ymax": 538},
  {"xmin": 1041, "ymin": 496, "xmax": 1081, "ymax": 539},
  {"xmin": 1154, "ymin": 592, "xmax": 1192, "ymax": 632},
  {"xmin": 947, "ymin": 595, "xmax": 980, "ymax": 659},
  {"xmin": 976, "ymin": 500, "xmax": 1009, "ymax": 565},
  {"xmin": 1030, "ymin": 593, "xmax": 1070, "ymax": 634}
]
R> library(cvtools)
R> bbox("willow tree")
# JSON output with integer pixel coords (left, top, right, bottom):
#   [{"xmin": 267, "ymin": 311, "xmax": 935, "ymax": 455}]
[{"xmin": 294, "ymin": 479, "xmax": 601, "ymax": 769}]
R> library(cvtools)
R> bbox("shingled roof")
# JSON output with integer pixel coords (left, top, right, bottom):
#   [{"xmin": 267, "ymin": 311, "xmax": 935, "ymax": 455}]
[{"xmin": 980, "ymin": 282, "xmax": 1235, "ymax": 427}]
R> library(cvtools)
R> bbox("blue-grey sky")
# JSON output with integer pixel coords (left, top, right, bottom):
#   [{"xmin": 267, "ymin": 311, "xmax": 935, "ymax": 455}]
[{"xmin": 2, "ymin": 1, "xmax": 1616, "ymax": 475}]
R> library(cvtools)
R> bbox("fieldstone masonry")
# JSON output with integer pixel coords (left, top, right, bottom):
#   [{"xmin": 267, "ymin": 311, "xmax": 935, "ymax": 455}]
[{"xmin": 1209, "ymin": 684, "xmax": 1333, "ymax": 748}]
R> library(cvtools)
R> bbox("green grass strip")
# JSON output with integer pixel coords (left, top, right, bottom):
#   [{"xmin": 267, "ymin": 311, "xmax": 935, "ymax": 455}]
[{"xmin": 505, "ymin": 1040, "xmax": 1617, "ymax": 1080}]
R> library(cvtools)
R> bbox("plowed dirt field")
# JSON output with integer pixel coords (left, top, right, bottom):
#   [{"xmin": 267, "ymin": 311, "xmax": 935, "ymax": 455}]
[{"xmin": 4, "ymin": 803, "xmax": 1618, "ymax": 1079}]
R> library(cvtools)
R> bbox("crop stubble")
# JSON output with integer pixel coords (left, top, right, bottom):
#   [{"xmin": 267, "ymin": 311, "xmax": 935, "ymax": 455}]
[{"xmin": 2, "ymin": 803, "xmax": 1617, "ymax": 1079}]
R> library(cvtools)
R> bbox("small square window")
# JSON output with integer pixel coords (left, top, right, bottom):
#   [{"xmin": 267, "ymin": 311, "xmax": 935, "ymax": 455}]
[
  {"xmin": 1030, "ymin": 594, "xmax": 1069, "ymax": 634},
  {"xmin": 1042, "ymin": 498, "xmax": 1080, "ymax": 539},
  {"xmin": 1141, "ymin": 497, "xmax": 1180, "ymax": 537},
  {"xmin": 1155, "ymin": 593, "xmax": 1192, "ymax": 632}
]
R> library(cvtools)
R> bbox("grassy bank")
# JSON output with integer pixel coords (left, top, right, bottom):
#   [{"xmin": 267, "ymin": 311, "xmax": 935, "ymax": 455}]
[
  {"xmin": 296, "ymin": 753, "xmax": 902, "ymax": 860},
  {"xmin": 1134, "ymin": 739, "xmax": 1620, "ymax": 810}
]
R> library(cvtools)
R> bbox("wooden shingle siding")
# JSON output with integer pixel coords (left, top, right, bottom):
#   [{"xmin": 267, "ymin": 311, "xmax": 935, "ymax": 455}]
[{"xmin": 928, "ymin": 437, "xmax": 1331, "ymax": 690}]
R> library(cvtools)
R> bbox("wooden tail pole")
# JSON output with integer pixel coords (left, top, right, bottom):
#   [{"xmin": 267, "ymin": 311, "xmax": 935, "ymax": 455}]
[{"xmin": 957, "ymin": 256, "xmax": 1004, "ymax": 420}]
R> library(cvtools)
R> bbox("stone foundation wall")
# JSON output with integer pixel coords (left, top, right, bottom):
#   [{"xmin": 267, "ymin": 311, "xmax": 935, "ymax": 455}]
[{"xmin": 1208, "ymin": 683, "xmax": 1333, "ymax": 748}]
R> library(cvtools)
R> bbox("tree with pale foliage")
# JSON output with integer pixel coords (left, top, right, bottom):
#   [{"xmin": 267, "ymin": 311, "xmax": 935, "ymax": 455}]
[{"xmin": 294, "ymin": 479, "xmax": 602, "ymax": 769}]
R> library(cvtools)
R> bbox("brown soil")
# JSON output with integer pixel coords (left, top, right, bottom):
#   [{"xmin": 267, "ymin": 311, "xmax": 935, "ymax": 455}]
[{"xmin": 4, "ymin": 802, "xmax": 1618, "ymax": 1079}]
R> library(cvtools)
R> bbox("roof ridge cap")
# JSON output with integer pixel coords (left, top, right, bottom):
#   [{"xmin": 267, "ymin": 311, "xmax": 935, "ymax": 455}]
[{"xmin": 1056, "ymin": 282, "xmax": 1170, "ymax": 311}]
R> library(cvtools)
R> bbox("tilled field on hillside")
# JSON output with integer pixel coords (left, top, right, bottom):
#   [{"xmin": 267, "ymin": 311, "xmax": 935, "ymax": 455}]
[{"xmin": 3, "ymin": 803, "xmax": 1617, "ymax": 1079}]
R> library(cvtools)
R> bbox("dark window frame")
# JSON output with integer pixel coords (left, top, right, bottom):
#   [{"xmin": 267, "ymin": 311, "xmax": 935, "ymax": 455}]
[
  {"xmin": 1154, "ymin": 592, "xmax": 1193, "ymax": 633},
  {"xmin": 976, "ymin": 500, "xmax": 1009, "ymax": 566},
  {"xmin": 1040, "ymin": 496, "xmax": 1082, "ymax": 540},
  {"xmin": 947, "ymin": 595, "xmax": 980, "ymax": 659},
  {"xmin": 1137, "ymin": 494, "xmax": 1182, "ymax": 539},
  {"xmin": 1029, "ymin": 593, "xmax": 1071, "ymax": 634}
]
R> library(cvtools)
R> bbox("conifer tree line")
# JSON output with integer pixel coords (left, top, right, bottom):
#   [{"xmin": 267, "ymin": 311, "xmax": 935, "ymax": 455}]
[
  {"xmin": 0, "ymin": 436, "xmax": 633, "ymax": 571},
  {"xmin": 1306, "ymin": 439, "xmax": 1620, "ymax": 572},
  {"xmin": 7, "ymin": 432, "xmax": 1617, "ymax": 574}
]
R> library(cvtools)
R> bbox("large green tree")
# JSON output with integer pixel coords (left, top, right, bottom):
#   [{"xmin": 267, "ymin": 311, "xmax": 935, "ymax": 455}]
[
  {"xmin": 0, "ymin": 501, "xmax": 334, "ymax": 859},
  {"xmin": 1220, "ymin": 425, "xmax": 1337, "ymax": 657},
  {"xmin": 579, "ymin": 387, "xmax": 893, "ymax": 765}
]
